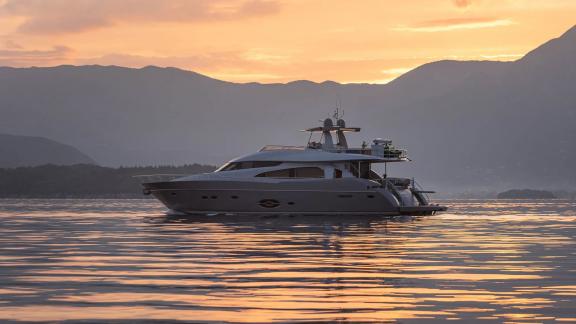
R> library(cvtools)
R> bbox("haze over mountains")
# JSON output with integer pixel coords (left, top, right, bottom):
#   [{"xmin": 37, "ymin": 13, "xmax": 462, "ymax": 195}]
[
  {"xmin": 0, "ymin": 134, "xmax": 94, "ymax": 167},
  {"xmin": 0, "ymin": 25, "xmax": 574, "ymax": 191}
]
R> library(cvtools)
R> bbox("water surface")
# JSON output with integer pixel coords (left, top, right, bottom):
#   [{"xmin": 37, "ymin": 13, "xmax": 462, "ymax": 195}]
[{"xmin": 0, "ymin": 199, "xmax": 575, "ymax": 323}]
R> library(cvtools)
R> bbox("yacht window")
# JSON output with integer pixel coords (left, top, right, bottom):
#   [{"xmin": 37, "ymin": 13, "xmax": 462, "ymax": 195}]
[
  {"xmin": 359, "ymin": 162, "xmax": 371, "ymax": 179},
  {"xmin": 345, "ymin": 162, "xmax": 373, "ymax": 179},
  {"xmin": 217, "ymin": 161, "xmax": 282, "ymax": 171},
  {"xmin": 334, "ymin": 169, "xmax": 343, "ymax": 178},
  {"xmin": 294, "ymin": 167, "xmax": 324, "ymax": 178},
  {"xmin": 253, "ymin": 161, "xmax": 283, "ymax": 168},
  {"xmin": 256, "ymin": 169, "xmax": 290, "ymax": 178},
  {"xmin": 256, "ymin": 167, "xmax": 324, "ymax": 178},
  {"xmin": 345, "ymin": 162, "xmax": 359, "ymax": 177}
]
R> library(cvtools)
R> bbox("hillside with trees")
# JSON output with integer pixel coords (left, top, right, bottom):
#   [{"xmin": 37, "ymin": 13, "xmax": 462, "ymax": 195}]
[{"xmin": 0, "ymin": 164, "xmax": 215, "ymax": 198}]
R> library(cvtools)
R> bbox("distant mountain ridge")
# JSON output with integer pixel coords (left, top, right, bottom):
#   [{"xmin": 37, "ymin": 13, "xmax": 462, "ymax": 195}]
[
  {"xmin": 0, "ymin": 24, "xmax": 574, "ymax": 191},
  {"xmin": 497, "ymin": 189, "xmax": 556, "ymax": 199},
  {"xmin": 0, "ymin": 134, "xmax": 95, "ymax": 167}
]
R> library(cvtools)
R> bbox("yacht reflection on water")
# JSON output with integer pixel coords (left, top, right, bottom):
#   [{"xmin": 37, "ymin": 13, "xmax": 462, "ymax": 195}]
[
  {"xmin": 144, "ymin": 213, "xmax": 420, "ymax": 226},
  {"xmin": 140, "ymin": 111, "xmax": 446, "ymax": 217}
]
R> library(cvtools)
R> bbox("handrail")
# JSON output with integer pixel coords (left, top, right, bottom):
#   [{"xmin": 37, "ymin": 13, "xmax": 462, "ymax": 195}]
[
  {"xmin": 382, "ymin": 178, "xmax": 404, "ymax": 206},
  {"xmin": 412, "ymin": 179, "xmax": 434, "ymax": 203},
  {"xmin": 326, "ymin": 147, "xmax": 407, "ymax": 158},
  {"xmin": 260, "ymin": 145, "xmax": 306, "ymax": 151}
]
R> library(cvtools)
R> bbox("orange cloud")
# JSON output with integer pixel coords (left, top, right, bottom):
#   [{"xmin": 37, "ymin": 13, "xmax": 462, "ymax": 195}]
[
  {"xmin": 0, "ymin": 45, "xmax": 72, "ymax": 66},
  {"xmin": 3, "ymin": 39, "xmax": 23, "ymax": 49},
  {"xmin": 453, "ymin": 0, "xmax": 475, "ymax": 8},
  {"xmin": 394, "ymin": 17, "xmax": 514, "ymax": 32},
  {"xmin": 0, "ymin": 0, "xmax": 281, "ymax": 34}
]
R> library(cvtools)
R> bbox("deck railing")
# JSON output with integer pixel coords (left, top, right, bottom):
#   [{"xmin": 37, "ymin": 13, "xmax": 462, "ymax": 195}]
[{"xmin": 259, "ymin": 145, "xmax": 307, "ymax": 151}]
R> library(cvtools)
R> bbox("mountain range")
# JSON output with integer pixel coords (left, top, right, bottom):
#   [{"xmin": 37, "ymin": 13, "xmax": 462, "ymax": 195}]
[{"xmin": 0, "ymin": 25, "xmax": 574, "ymax": 191}]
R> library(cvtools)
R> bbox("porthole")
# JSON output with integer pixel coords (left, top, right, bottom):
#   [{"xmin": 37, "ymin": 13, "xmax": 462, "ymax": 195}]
[
  {"xmin": 171, "ymin": 192, "xmax": 177, "ymax": 196},
  {"xmin": 367, "ymin": 195, "xmax": 375, "ymax": 198},
  {"xmin": 258, "ymin": 199, "xmax": 280, "ymax": 208},
  {"xmin": 231, "ymin": 196, "xmax": 239, "ymax": 199},
  {"xmin": 338, "ymin": 194, "xmax": 353, "ymax": 198},
  {"xmin": 211, "ymin": 196, "xmax": 217, "ymax": 199},
  {"xmin": 202, "ymin": 196, "xmax": 208, "ymax": 199},
  {"xmin": 287, "ymin": 202, "xmax": 295, "ymax": 205}
]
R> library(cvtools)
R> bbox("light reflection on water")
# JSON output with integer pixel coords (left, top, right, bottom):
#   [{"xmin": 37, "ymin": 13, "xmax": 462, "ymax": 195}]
[{"xmin": 0, "ymin": 199, "xmax": 575, "ymax": 323}]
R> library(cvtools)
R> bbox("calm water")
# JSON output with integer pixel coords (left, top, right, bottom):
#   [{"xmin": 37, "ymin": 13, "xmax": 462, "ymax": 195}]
[{"xmin": 0, "ymin": 199, "xmax": 575, "ymax": 323}]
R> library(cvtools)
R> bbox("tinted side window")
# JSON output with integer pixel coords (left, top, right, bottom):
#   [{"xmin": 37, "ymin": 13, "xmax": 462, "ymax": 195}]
[
  {"xmin": 344, "ymin": 162, "xmax": 372, "ymax": 179},
  {"xmin": 253, "ymin": 161, "xmax": 282, "ymax": 168},
  {"xmin": 256, "ymin": 167, "xmax": 324, "ymax": 178},
  {"xmin": 256, "ymin": 169, "xmax": 291, "ymax": 178},
  {"xmin": 294, "ymin": 167, "xmax": 324, "ymax": 178},
  {"xmin": 334, "ymin": 169, "xmax": 343, "ymax": 178},
  {"xmin": 345, "ymin": 163, "xmax": 359, "ymax": 177},
  {"xmin": 220, "ymin": 162, "xmax": 246, "ymax": 171}
]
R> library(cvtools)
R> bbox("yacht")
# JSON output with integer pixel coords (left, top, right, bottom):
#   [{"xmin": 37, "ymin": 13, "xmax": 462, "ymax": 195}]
[{"xmin": 141, "ymin": 112, "xmax": 447, "ymax": 216}]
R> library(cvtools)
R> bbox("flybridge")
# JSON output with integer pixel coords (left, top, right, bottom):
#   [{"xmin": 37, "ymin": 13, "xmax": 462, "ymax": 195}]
[{"xmin": 302, "ymin": 111, "xmax": 408, "ymax": 162}]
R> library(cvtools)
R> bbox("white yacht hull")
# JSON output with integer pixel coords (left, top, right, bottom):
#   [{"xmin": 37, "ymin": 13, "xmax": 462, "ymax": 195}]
[{"xmin": 143, "ymin": 178, "xmax": 446, "ymax": 216}]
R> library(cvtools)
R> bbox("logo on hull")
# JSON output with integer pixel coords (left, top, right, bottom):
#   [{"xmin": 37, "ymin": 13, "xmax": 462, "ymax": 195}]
[{"xmin": 258, "ymin": 199, "xmax": 280, "ymax": 208}]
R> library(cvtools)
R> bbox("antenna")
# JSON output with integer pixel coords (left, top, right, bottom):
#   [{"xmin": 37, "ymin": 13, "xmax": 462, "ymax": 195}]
[{"xmin": 333, "ymin": 102, "xmax": 343, "ymax": 121}]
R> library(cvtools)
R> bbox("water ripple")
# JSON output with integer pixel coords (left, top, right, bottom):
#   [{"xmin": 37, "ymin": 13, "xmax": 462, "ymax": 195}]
[{"xmin": 0, "ymin": 199, "xmax": 575, "ymax": 323}]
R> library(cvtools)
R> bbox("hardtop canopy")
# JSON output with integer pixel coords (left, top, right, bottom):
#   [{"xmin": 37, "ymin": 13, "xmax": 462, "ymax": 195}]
[{"xmin": 230, "ymin": 149, "xmax": 389, "ymax": 163}]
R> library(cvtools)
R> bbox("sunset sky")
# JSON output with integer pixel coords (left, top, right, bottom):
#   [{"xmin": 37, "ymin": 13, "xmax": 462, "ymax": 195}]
[{"xmin": 0, "ymin": 0, "xmax": 574, "ymax": 83}]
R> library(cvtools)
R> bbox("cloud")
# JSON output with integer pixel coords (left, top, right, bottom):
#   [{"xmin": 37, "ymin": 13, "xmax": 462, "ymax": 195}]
[
  {"xmin": 452, "ymin": 0, "xmax": 475, "ymax": 8},
  {"xmin": 394, "ymin": 17, "xmax": 515, "ymax": 32},
  {"xmin": 0, "ymin": 45, "xmax": 72, "ymax": 66},
  {"xmin": 0, "ymin": 0, "xmax": 281, "ymax": 34},
  {"xmin": 3, "ymin": 39, "xmax": 22, "ymax": 49},
  {"xmin": 238, "ymin": 0, "xmax": 279, "ymax": 16}
]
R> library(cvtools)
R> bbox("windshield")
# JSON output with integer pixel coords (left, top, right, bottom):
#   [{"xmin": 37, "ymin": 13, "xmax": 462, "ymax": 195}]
[{"xmin": 216, "ymin": 161, "xmax": 282, "ymax": 172}]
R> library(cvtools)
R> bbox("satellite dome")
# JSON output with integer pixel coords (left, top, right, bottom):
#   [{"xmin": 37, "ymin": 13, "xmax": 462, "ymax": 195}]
[
  {"xmin": 336, "ymin": 119, "xmax": 346, "ymax": 127},
  {"xmin": 323, "ymin": 118, "xmax": 333, "ymax": 128}
]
